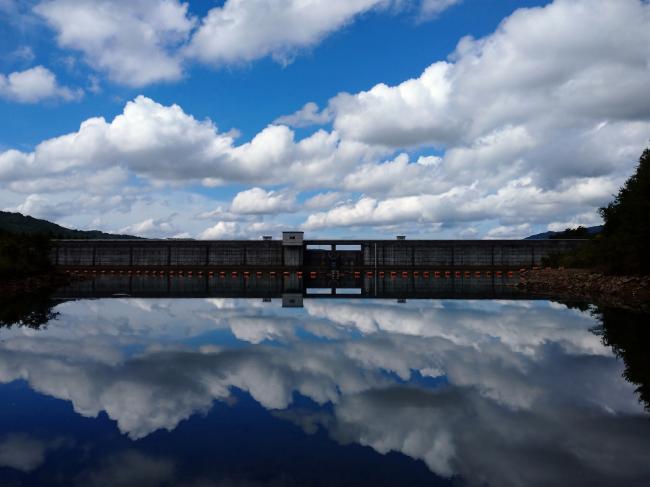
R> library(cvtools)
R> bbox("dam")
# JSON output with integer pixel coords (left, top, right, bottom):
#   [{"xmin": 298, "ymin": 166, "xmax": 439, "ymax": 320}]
[{"xmin": 52, "ymin": 231, "xmax": 587, "ymax": 270}]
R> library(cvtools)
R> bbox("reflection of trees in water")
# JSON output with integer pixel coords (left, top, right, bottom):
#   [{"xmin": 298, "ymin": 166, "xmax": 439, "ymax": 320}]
[
  {"xmin": 0, "ymin": 292, "xmax": 58, "ymax": 329},
  {"xmin": 593, "ymin": 307, "xmax": 650, "ymax": 411}
]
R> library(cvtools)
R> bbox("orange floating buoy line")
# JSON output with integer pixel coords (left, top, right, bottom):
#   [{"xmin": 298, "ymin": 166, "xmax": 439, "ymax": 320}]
[{"xmin": 76, "ymin": 267, "xmax": 540, "ymax": 280}]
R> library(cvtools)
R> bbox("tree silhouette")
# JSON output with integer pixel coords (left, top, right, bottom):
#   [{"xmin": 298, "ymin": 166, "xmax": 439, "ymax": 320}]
[{"xmin": 598, "ymin": 148, "xmax": 650, "ymax": 273}]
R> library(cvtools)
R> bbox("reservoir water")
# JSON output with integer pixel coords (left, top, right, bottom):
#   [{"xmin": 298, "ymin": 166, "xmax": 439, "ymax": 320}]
[{"xmin": 0, "ymin": 278, "xmax": 649, "ymax": 486}]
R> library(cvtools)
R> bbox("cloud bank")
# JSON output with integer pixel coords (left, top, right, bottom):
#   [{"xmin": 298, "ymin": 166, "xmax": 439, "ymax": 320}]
[{"xmin": 1, "ymin": 0, "xmax": 648, "ymax": 238}]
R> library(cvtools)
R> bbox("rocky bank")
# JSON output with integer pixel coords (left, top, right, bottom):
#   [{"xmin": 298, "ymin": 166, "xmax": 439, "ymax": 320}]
[{"xmin": 516, "ymin": 268, "xmax": 650, "ymax": 313}]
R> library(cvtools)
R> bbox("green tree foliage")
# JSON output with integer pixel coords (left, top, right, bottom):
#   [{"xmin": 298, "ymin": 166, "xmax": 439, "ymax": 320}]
[
  {"xmin": 0, "ymin": 231, "xmax": 53, "ymax": 278},
  {"xmin": 598, "ymin": 148, "xmax": 650, "ymax": 274}
]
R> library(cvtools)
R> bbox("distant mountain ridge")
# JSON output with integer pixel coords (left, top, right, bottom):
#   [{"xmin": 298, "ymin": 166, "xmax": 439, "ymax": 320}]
[
  {"xmin": 0, "ymin": 211, "xmax": 139, "ymax": 239},
  {"xmin": 525, "ymin": 225, "xmax": 603, "ymax": 240}
]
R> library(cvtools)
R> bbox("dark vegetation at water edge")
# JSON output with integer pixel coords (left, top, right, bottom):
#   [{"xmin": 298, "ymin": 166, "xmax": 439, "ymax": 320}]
[
  {"xmin": 0, "ymin": 231, "xmax": 53, "ymax": 278},
  {"xmin": 0, "ymin": 211, "xmax": 136, "ymax": 289},
  {"xmin": 0, "ymin": 211, "xmax": 138, "ymax": 239},
  {"xmin": 544, "ymin": 148, "xmax": 650, "ymax": 275}
]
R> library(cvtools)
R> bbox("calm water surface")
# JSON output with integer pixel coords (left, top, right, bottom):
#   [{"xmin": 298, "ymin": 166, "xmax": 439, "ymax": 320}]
[{"xmin": 0, "ymin": 290, "xmax": 649, "ymax": 486}]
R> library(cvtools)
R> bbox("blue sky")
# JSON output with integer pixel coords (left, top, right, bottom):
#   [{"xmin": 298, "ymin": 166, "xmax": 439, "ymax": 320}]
[{"xmin": 1, "ymin": 0, "xmax": 648, "ymax": 239}]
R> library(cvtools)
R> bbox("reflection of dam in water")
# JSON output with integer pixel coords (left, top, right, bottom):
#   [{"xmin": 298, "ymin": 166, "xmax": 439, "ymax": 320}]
[
  {"xmin": 55, "ymin": 271, "xmax": 544, "ymax": 306},
  {"xmin": 52, "ymin": 232, "xmax": 587, "ymax": 270}
]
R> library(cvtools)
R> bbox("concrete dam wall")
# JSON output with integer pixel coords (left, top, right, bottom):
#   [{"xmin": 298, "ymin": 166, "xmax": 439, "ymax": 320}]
[{"xmin": 52, "ymin": 232, "xmax": 587, "ymax": 269}]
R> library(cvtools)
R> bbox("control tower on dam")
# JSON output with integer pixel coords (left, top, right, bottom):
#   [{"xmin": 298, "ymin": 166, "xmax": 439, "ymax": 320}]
[{"xmin": 52, "ymin": 231, "xmax": 587, "ymax": 270}]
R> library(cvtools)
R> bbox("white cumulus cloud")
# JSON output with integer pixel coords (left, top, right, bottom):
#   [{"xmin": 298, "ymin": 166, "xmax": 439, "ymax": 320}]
[
  {"xmin": 185, "ymin": 0, "xmax": 388, "ymax": 66},
  {"xmin": 35, "ymin": 0, "xmax": 195, "ymax": 86},
  {"xmin": 0, "ymin": 66, "xmax": 81, "ymax": 103}
]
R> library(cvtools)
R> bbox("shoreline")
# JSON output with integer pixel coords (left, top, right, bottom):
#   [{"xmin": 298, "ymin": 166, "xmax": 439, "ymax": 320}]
[{"xmin": 515, "ymin": 268, "xmax": 650, "ymax": 313}]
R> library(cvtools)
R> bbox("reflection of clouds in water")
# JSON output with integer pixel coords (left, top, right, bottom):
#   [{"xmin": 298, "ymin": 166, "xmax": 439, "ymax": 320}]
[
  {"xmin": 76, "ymin": 450, "xmax": 174, "ymax": 487},
  {"xmin": 305, "ymin": 300, "xmax": 608, "ymax": 356},
  {"xmin": 0, "ymin": 298, "xmax": 648, "ymax": 485},
  {"xmin": 0, "ymin": 433, "xmax": 68, "ymax": 472},
  {"xmin": 0, "ymin": 343, "xmax": 388, "ymax": 439},
  {"xmin": 330, "ymin": 386, "xmax": 650, "ymax": 487}
]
